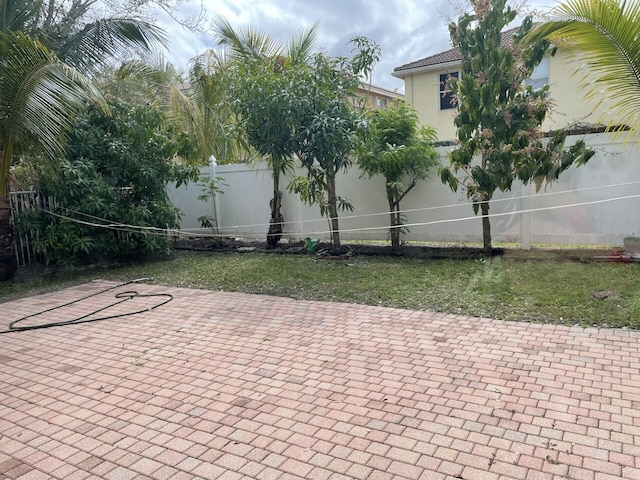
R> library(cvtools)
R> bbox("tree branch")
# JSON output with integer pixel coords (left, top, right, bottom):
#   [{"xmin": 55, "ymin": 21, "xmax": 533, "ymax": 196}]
[{"xmin": 395, "ymin": 177, "xmax": 417, "ymax": 205}]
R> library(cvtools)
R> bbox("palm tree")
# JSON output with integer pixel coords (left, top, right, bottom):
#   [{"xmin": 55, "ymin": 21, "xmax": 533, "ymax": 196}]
[
  {"xmin": 0, "ymin": 31, "xmax": 104, "ymax": 280},
  {"xmin": 105, "ymin": 50, "xmax": 250, "ymax": 167},
  {"xmin": 214, "ymin": 18, "xmax": 319, "ymax": 246},
  {"xmin": 185, "ymin": 49, "xmax": 250, "ymax": 165},
  {"xmin": 529, "ymin": 0, "xmax": 640, "ymax": 132}
]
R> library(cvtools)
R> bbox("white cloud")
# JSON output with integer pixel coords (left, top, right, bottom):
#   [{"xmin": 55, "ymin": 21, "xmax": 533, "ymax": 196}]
[{"xmin": 154, "ymin": 0, "xmax": 554, "ymax": 91}]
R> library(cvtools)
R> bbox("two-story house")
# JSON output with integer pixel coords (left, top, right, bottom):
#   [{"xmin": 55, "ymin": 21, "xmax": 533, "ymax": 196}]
[
  {"xmin": 391, "ymin": 27, "xmax": 615, "ymax": 141},
  {"xmin": 356, "ymin": 83, "xmax": 405, "ymax": 110},
  {"xmin": 352, "ymin": 83, "xmax": 405, "ymax": 111}
]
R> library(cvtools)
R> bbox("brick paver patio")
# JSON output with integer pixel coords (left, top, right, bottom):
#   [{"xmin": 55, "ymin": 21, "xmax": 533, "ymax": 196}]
[{"xmin": 1, "ymin": 280, "xmax": 640, "ymax": 480}]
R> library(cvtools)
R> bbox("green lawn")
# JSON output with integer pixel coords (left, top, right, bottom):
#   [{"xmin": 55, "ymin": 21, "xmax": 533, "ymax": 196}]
[{"xmin": 1, "ymin": 250, "xmax": 639, "ymax": 328}]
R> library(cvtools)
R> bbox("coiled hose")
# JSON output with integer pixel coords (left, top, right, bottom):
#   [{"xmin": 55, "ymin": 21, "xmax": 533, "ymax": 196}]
[{"xmin": 1, "ymin": 278, "xmax": 173, "ymax": 334}]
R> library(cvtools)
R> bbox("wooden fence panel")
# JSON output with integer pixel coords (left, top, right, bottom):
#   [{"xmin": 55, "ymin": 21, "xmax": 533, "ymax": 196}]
[{"xmin": 9, "ymin": 191, "xmax": 56, "ymax": 266}]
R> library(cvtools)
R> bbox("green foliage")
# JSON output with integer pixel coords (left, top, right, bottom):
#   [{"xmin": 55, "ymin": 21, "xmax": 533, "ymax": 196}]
[
  {"xmin": 100, "ymin": 50, "xmax": 248, "ymax": 167},
  {"xmin": 196, "ymin": 176, "xmax": 226, "ymax": 203},
  {"xmin": 440, "ymin": 0, "xmax": 595, "ymax": 254},
  {"xmin": 228, "ymin": 56, "xmax": 307, "ymax": 167},
  {"xmin": 288, "ymin": 47, "xmax": 379, "ymax": 250},
  {"xmin": 218, "ymin": 20, "xmax": 321, "ymax": 246},
  {"xmin": 186, "ymin": 51, "xmax": 248, "ymax": 165},
  {"xmin": 0, "ymin": 30, "xmax": 104, "ymax": 197},
  {"xmin": 350, "ymin": 35, "xmax": 382, "ymax": 84},
  {"xmin": 18, "ymin": 100, "xmax": 198, "ymax": 266},
  {"xmin": 358, "ymin": 102, "xmax": 439, "ymax": 248},
  {"xmin": 288, "ymin": 175, "xmax": 354, "ymax": 218},
  {"xmin": 196, "ymin": 175, "xmax": 226, "ymax": 229},
  {"xmin": 0, "ymin": 0, "xmax": 164, "ymax": 281},
  {"xmin": 224, "ymin": 21, "xmax": 379, "ymax": 249}
]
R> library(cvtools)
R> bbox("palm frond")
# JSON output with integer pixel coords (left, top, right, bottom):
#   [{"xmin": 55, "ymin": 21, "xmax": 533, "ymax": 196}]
[
  {"xmin": 109, "ymin": 58, "xmax": 192, "ymax": 116},
  {"xmin": 0, "ymin": 30, "xmax": 104, "ymax": 194},
  {"xmin": 187, "ymin": 49, "xmax": 245, "ymax": 164},
  {"xmin": 287, "ymin": 22, "xmax": 319, "ymax": 64},
  {"xmin": 57, "ymin": 17, "xmax": 166, "ymax": 73},
  {"xmin": 213, "ymin": 16, "xmax": 281, "ymax": 61},
  {"xmin": 189, "ymin": 47, "xmax": 229, "ymax": 76},
  {"xmin": 529, "ymin": 0, "xmax": 640, "ymax": 131},
  {"xmin": 0, "ymin": 0, "xmax": 42, "ymax": 33}
]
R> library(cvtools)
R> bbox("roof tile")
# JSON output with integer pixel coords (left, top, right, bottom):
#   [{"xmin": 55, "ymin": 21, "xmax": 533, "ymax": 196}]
[{"xmin": 394, "ymin": 27, "xmax": 520, "ymax": 73}]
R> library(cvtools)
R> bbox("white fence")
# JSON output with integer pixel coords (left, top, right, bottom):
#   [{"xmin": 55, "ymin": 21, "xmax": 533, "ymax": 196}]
[{"xmin": 169, "ymin": 132, "xmax": 639, "ymax": 247}]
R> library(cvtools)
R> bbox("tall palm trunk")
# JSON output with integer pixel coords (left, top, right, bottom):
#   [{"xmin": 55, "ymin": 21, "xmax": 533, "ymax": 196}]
[{"xmin": 0, "ymin": 195, "xmax": 17, "ymax": 280}]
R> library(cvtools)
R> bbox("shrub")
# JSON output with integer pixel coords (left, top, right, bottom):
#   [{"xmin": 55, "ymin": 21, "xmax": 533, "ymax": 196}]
[{"xmin": 18, "ymin": 100, "xmax": 198, "ymax": 266}]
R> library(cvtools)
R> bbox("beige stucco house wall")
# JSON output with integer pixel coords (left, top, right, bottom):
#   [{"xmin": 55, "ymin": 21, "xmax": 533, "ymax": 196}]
[
  {"xmin": 353, "ymin": 83, "xmax": 405, "ymax": 110},
  {"xmin": 394, "ymin": 62, "xmax": 459, "ymax": 141},
  {"xmin": 547, "ymin": 51, "xmax": 615, "ymax": 129},
  {"xmin": 392, "ymin": 35, "xmax": 616, "ymax": 142}
]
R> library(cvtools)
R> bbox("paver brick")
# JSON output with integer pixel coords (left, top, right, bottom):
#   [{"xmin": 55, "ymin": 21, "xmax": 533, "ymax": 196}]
[{"xmin": 3, "ymin": 282, "xmax": 640, "ymax": 480}]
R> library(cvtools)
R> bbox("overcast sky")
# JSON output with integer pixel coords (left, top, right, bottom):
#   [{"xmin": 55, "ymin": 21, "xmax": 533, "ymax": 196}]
[{"xmin": 155, "ymin": 0, "xmax": 556, "ymax": 92}]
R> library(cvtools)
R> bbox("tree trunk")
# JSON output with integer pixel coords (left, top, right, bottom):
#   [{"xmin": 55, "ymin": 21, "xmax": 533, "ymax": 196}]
[
  {"xmin": 326, "ymin": 174, "xmax": 340, "ymax": 250},
  {"xmin": 0, "ymin": 196, "xmax": 18, "ymax": 281},
  {"xmin": 267, "ymin": 172, "xmax": 283, "ymax": 248},
  {"xmin": 389, "ymin": 198, "xmax": 400, "ymax": 250},
  {"xmin": 388, "ymin": 179, "xmax": 416, "ymax": 251},
  {"xmin": 480, "ymin": 195, "xmax": 492, "ymax": 256}
]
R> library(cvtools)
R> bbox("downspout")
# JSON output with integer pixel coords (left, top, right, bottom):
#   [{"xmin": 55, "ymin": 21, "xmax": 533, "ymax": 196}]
[{"xmin": 411, "ymin": 75, "xmax": 414, "ymax": 104}]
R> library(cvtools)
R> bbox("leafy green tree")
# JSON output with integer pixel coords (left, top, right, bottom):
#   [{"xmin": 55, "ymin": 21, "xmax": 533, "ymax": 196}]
[
  {"xmin": 439, "ymin": 0, "xmax": 595, "ymax": 255},
  {"xmin": 18, "ymin": 100, "xmax": 198, "ymax": 266},
  {"xmin": 289, "ymin": 40, "xmax": 380, "ymax": 251},
  {"xmin": 285, "ymin": 53, "xmax": 362, "ymax": 251},
  {"xmin": 527, "ymin": 0, "xmax": 640, "ymax": 133},
  {"xmin": 357, "ymin": 103, "xmax": 439, "ymax": 249},
  {"xmin": 220, "ymin": 19, "xmax": 378, "ymax": 250},
  {"xmin": 217, "ymin": 18, "xmax": 320, "ymax": 246}
]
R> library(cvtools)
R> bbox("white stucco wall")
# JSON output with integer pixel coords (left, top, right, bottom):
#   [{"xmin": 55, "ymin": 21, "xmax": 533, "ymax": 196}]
[{"xmin": 168, "ymin": 133, "xmax": 640, "ymax": 247}]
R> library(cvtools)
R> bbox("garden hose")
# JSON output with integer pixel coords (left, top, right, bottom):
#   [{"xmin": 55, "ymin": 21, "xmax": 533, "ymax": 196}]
[{"xmin": 1, "ymin": 278, "xmax": 173, "ymax": 334}]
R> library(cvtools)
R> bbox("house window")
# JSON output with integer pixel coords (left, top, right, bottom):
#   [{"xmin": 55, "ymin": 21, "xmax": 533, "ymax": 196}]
[
  {"xmin": 376, "ymin": 97, "xmax": 388, "ymax": 109},
  {"xmin": 439, "ymin": 72, "xmax": 459, "ymax": 110},
  {"xmin": 526, "ymin": 56, "xmax": 549, "ymax": 90}
]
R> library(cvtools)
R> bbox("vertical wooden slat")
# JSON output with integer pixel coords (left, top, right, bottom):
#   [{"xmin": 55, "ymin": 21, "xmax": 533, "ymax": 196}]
[{"xmin": 9, "ymin": 190, "xmax": 41, "ymax": 267}]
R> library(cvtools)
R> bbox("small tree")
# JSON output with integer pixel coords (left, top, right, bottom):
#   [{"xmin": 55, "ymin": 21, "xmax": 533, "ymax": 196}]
[
  {"xmin": 227, "ymin": 57, "xmax": 308, "ymax": 246},
  {"xmin": 289, "ymin": 39, "xmax": 380, "ymax": 251},
  {"xmin": 357, "ymin": 102, "xmax": 439, "ymax": 249},
  {"xmin": 218, "ymin": 19, "xmax": 320, "ymax": 247},
  {"xmin": 222, "ymin": 22, "xmax": 378, "ymax": 250},
  {"xmin": 196, "ymin": 175, "xmax": 226, "ymax": 230},
  {"xmin": 440, "ymin": 0, "xmax": 595, "ymax": 255}
]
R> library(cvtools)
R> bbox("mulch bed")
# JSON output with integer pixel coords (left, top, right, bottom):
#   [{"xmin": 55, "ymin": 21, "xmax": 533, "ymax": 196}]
[{"xmin": 172, "ymin": 236, "xmax": 615, "ymax": 262}]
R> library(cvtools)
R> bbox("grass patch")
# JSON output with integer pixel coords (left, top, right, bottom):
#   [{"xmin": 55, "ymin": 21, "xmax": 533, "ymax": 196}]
[{"xmin": 1, "ymin": 249, "xmax": 639, "ymax": 329}]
